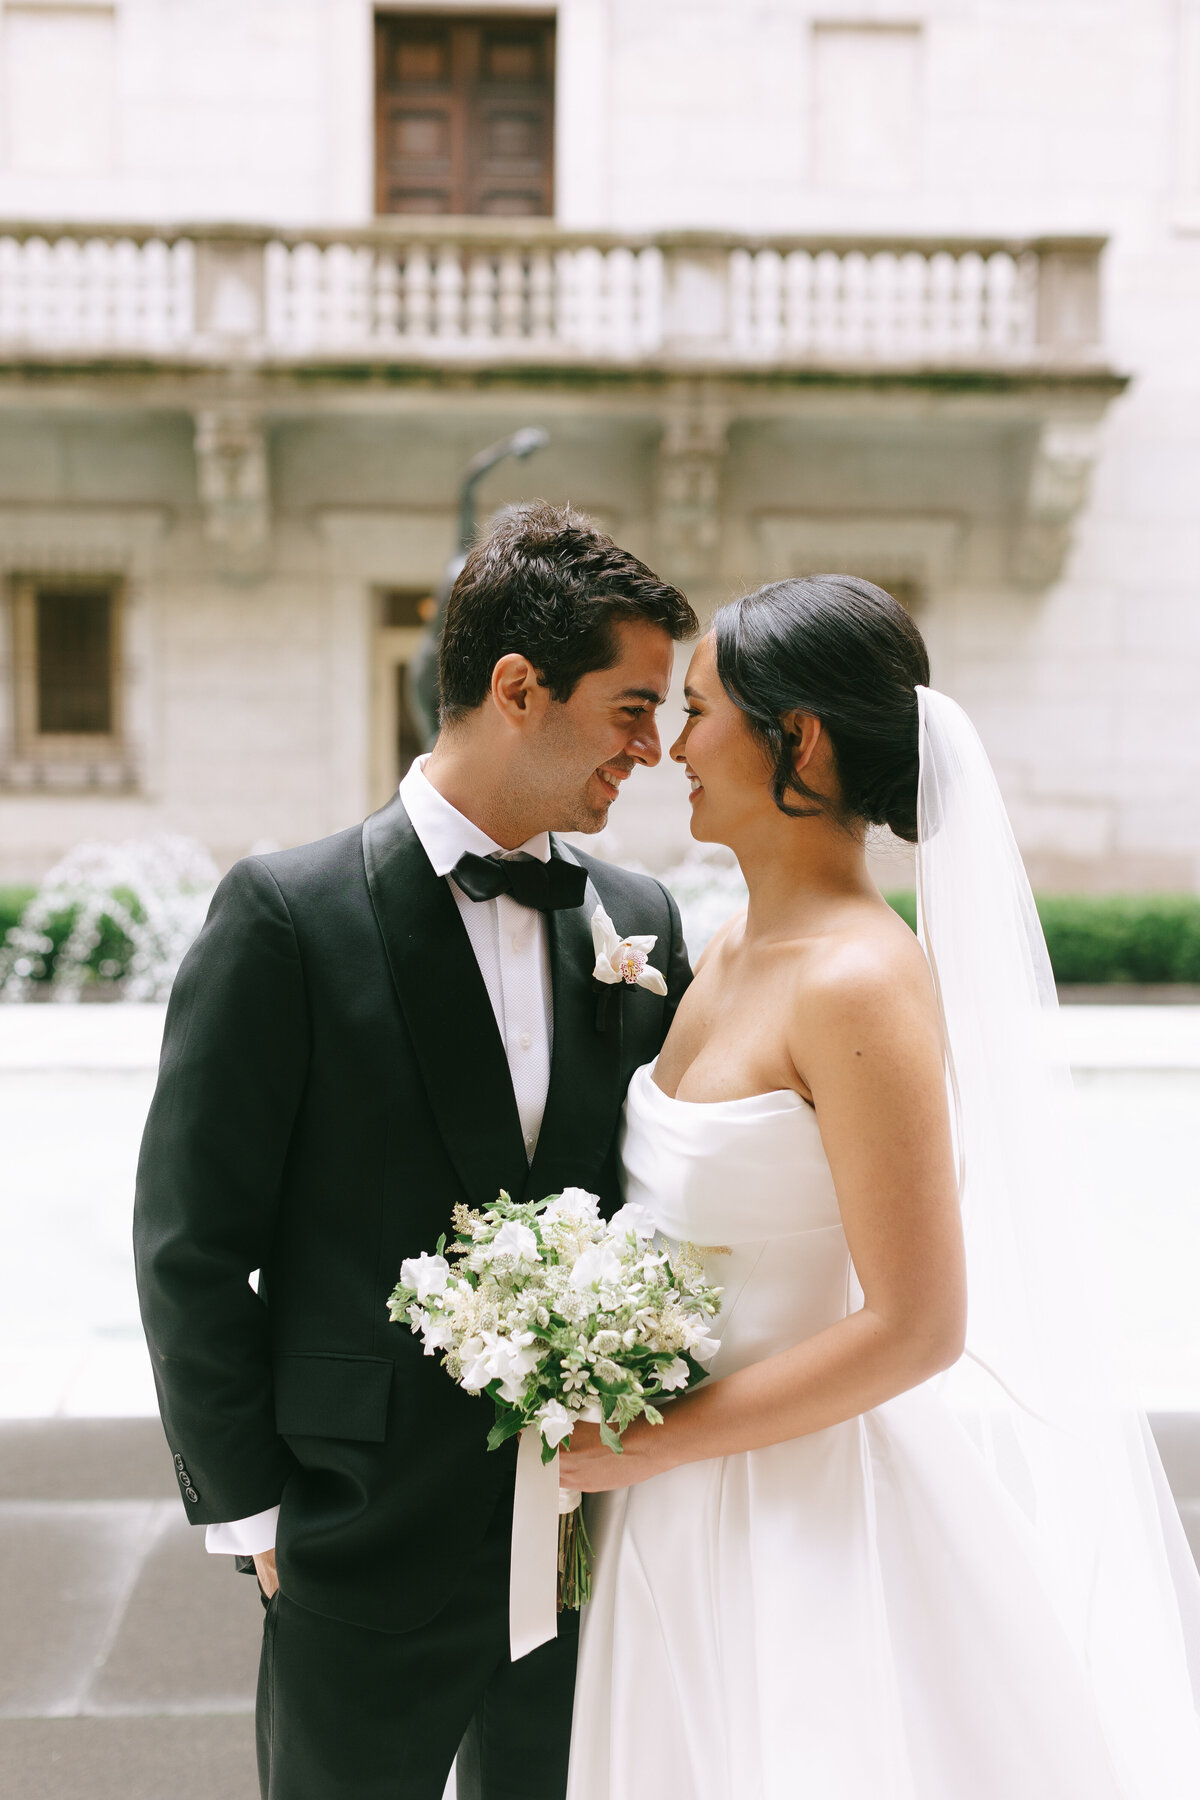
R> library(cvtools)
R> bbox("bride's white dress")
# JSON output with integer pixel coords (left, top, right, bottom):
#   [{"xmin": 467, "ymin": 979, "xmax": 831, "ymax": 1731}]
[{"xmin": 566, "ymin": 1061, "xmax": 1136, "ymax": 1800}]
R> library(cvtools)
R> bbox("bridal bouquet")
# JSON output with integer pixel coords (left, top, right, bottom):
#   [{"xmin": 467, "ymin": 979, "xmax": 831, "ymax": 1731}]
[{"xmin": 387, "ymin": 1187, "xmax": 722, "ymax": 1608}]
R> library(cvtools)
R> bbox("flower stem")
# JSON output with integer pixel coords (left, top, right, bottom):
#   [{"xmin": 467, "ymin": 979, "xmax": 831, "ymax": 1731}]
[{"xmin": 557, "ymin": 1504, "xmax": 594, "ymax": 1611}]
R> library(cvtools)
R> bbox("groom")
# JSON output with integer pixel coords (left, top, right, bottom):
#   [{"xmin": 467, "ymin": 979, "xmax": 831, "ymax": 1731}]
[{"xmin": 134, "ymin": 501, "xmax": 697, "ymax": 1800}]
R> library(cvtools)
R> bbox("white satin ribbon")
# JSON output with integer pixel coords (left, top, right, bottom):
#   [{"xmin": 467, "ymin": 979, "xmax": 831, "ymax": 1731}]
[{"xmin": 509, "ymin": 1427, "xmax": 562, "ymax": 1661}]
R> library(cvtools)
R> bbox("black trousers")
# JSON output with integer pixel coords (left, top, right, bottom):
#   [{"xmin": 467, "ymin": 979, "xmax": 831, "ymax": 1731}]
[{"xmin": 255, "ymin": 1489, "xmax": 580, "ymax": 1800}]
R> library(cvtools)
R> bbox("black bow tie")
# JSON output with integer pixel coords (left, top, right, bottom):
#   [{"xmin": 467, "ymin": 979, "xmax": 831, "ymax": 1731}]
[{"xmin": 451, "ymin": 850, "xmax": 588, "ymax": 913}]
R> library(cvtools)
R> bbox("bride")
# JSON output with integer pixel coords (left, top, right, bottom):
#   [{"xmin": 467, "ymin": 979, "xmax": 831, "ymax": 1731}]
[{"xmin": 559, "ymin": 575, "xmax": 1200, "ymax": 1799}]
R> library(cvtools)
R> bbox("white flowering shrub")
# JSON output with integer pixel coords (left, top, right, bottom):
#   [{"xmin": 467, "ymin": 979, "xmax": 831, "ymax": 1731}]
[
  {"xmin": 658, "ymin": 848, "xmax": 748, "ymax": 957},
  {"xmin": 0, "ymin": 836, "xmax": 218, "ymax": 1002}
]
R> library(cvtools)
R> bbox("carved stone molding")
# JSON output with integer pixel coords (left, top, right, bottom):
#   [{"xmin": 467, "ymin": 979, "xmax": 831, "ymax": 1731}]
[
  {"xmin": 1012, "ymin": 419, "xmax": 1103, "ymax": 589},
  {"xmin": 0, "ymin": 505, "xmax": 166, "ymax": 575},
  {"xmin": 193, "ymin": 407, "xmax": 270, "ymax": 578},
  {"xmin": 654, "ymin": 386, "xmax": 729, "ymax": 584},
  {"xmin": 756, "ymin": 512, "xmax": 965, "ymax": 595}
]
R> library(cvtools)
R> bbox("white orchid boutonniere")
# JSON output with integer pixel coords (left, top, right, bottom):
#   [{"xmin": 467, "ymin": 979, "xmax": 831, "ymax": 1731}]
[{"xmin": 590, "ymin": 904, "xmax": 669, "ymax": 997}]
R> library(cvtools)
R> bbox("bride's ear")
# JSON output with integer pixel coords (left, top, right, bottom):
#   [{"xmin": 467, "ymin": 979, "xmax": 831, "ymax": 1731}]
[{"xmin": 782, "ymin": 710, "xmax": 824, "ymax": 776}]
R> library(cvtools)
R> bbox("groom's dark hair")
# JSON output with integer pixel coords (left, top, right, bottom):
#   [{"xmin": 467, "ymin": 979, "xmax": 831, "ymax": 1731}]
[{"xmin": 438, "ymin": 500, "xmax": 696, "ymax": 722}]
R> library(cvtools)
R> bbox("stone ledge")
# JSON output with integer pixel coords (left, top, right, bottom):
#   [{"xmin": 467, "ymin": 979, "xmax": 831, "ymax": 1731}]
[
  {"xmin": 0, "ymin": 1715, "xmax": 257, "ymax": 1800},
  {"xmin": 0, "ymin": 1420, "xmax": 176, "ymax": 1502}
]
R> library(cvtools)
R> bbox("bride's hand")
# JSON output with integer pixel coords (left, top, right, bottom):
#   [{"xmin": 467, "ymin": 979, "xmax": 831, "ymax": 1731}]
[{"xmin": 559, "ymin": 1418, "xmax": 664, "ymax": 1493}]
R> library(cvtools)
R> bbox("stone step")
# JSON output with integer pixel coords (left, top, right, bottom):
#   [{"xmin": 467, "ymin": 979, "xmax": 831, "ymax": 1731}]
[
  {"xmin": 0, "ymin": 1416, "xmax": 1194, "ymax": 1798},
  {"xmin": 6, "ymin": 1413, "xmax": 1196, "ymax": 1505},
  {"xmin": 0, "ymin": 1716, "xmax": 257, "ymax": 1800}
]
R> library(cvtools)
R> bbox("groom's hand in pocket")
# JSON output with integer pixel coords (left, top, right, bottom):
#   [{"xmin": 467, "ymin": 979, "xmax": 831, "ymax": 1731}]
[{"xmin": 253, "ymin": 1549, "xmax": 279, "ymax": 1599}]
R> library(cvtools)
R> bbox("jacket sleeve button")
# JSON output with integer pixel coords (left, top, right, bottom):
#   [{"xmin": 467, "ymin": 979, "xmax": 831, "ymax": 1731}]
[{"xmin": 185, "ymin": 1487, "xmax": 199, "ymax": 1503}]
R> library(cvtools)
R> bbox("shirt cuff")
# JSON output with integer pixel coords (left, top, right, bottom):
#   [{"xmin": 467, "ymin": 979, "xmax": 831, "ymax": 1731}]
[{"xmin": 205, "ymin": 1506, "xmax": 279, "ymax": 1556}]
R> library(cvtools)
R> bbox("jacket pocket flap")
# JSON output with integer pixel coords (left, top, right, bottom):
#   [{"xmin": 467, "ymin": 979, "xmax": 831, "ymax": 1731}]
[{"xmin": 273, "ymin": 1352, "xmax": 393, "ymax": 1443}]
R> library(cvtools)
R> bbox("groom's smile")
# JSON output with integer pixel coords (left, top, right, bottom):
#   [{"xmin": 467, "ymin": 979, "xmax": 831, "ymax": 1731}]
[
  {"xmin": 594, "ymin": 764, "xmax": 631, "ymax": 803},
  {"xmin": 523, "ymin": 618, "xmax": 675, "ymax": 835}
]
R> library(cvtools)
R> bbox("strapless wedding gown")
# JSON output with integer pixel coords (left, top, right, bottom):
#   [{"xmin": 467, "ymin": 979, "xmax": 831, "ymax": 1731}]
[{"xmin": 565, "ymin": 1062, "xmax": 1141, "ymax": 1800}]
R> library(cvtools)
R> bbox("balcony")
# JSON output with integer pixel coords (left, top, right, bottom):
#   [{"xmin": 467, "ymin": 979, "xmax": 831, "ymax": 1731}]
[
  {"xmin": 0, "ymin": 221, "xmax": 1125, "ymax": 593},
  {"xmin": 0, "ymin": 220, "xmax": 1115, "ymax": 379}
]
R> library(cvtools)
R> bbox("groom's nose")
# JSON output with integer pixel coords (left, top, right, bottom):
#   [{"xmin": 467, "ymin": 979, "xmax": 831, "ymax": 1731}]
[{"xmin": 627, "ymin": 713, "xmax": 662, "ymax": 767}]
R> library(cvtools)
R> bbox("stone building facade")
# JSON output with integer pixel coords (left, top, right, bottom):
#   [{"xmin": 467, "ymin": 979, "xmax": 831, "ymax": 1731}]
[{"xmin": 0, "ymin": 0, "xmax": 1196, "ymax": 889}]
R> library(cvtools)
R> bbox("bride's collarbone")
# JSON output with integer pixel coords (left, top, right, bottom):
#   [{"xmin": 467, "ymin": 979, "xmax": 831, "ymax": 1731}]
[{"xmin": 661, "ymin": 961, "xmax": 808, "ymax": 1103}]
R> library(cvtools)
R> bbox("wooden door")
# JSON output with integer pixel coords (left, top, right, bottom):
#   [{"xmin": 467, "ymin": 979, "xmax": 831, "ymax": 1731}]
[{"xmin": 375, "ymin": 13, "xmax": 555, "ymax": 217}]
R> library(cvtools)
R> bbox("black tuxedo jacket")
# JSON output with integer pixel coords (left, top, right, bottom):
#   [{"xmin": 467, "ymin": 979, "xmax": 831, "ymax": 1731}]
[{"xmin": 133, "ymin": 794, "xmax": 690, "ymax": 1632}]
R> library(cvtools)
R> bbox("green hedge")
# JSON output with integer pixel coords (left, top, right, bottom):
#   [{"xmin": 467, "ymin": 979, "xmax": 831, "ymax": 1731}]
[
  {"xmin": 1036, "ymin": 895, "xmax": 1200, "ymax": 985},
  {"xmin": 3, "ymin": 883, "xmax": 1200, "ymax": 989},
  {"xmin": 885, "ymin": 891, "xmax": 918, "ymax": 934},
  {"xmin": 886, "ymin": 892, "xmax": 1200, "ymax": 985}
]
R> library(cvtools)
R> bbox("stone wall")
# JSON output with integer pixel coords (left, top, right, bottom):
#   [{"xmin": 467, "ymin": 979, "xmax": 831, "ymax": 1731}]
[{"xmin": 0, "ymin": 0, "xmax": 1197, "ymax": 891}]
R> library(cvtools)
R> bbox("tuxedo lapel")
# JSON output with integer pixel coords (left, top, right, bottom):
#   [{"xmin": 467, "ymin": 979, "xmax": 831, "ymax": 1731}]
[
  {"xmin": 362, "ymin": 794, "xmax": 529, "ymax": 1208},
  {"xmin": 524, "ymin": 847, "xmax": 623, "ymax": 1204}
]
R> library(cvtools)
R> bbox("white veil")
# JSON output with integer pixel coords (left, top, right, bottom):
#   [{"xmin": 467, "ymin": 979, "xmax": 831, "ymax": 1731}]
[{"xmin": 916, "ymin": 686, "xmax": 1200, "ymax": 1794}]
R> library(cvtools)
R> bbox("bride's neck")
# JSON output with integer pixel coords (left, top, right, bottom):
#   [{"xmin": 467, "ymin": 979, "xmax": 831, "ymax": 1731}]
[{"xmin": 734, "ymin": 818, "xmax": 876, "ymax": 940}]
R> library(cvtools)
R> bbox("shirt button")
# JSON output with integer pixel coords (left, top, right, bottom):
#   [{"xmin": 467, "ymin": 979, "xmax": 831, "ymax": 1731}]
[
  {"xmin": 519, "ymin": 1032, "xmax": 532, "ymax": 1050},
  {"xmin": 511, "ymin": 934, "xmax": 524, "ymax": 953},
  {"xmin": 525, "ymin": 1134, "xmax": 535, "ymax": 1148}
]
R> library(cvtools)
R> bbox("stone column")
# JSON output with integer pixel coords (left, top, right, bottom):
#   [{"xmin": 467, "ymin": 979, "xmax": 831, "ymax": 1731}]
[{"xmin": 653, "ymin": 381, "xmax": 729, "ymax": 613}]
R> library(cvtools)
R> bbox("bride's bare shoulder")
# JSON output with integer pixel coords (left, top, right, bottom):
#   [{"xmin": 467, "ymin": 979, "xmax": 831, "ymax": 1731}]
[{"xmin": 787, "ymin": 903, "xmax": 941, "ymax": 1056}]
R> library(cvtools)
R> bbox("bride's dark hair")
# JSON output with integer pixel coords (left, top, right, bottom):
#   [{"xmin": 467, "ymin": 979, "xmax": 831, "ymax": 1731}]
[{"xmin": 712, "ymin": 574, "xmax": 930, "ymax": 843}]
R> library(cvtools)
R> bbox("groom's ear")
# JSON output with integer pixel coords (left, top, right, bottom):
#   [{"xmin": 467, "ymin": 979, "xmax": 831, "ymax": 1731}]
[
  {"xmin": 490, "ymin": 653, "xmax": 550, "ymax": 728},
  {"xmin": 783, "ymin": 709, "xmax": 824, "ymax": 776}
]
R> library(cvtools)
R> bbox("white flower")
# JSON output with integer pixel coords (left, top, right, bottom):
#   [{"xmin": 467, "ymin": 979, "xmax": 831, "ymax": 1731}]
[
  {"xmin": 490, "ymin": 1220, "xmax": 541, "ymax": 1265},
  {"xmin": 607, "ymin": 1202, "xmax": 654, "ymax": 1242},
  {"xmin": 536, "ymin": 1398, "xmax": 577, "ymax": 1449},
  {"xmin": 460, "ymin": 1328, "xmax": 543, "ymax": 1403},
  {"xmin": 409, "ymin": 1307, "xmax": 457, "ymax": 1355},
  {"xmin": 399, "ymin": 1252, "xmax": 451, "ymax": 1303},
  {"xmin": 569, "ymin": 1241, "xmax": 623, "ymax": 1292},
  {"xmin": 459, "ymin": 1335, "xmax": 490, "ymax": 1391},
  {"xmin": 657, "ymin": 1356, "xmax": 691, "ymax": 1391},
  {"xmin": 685, "ymin": 1321, "xmax": 721, "ymax": 1365},
  {"xmin": 495, "ymin": 1367, "xmax": 535, "ymax": 1405},
  {"xmin": 590, "ymin": 904, "xmax": 669, "ymax": 996},
  {"xmin": 542, "ymin": 1187, "xmax": 600, "ymax": 1225}
]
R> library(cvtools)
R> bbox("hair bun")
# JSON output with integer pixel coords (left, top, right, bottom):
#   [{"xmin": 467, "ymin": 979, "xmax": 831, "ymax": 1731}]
[{"xmin": 713, "ymin": 574, "xmax": 929, "ymax": 840}]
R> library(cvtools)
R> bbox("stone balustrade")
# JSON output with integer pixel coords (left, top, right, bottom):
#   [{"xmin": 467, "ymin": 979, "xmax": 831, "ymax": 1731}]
[{"xmin": 0, "ymin": 221, "xmax": 1107, "ymax": 370}]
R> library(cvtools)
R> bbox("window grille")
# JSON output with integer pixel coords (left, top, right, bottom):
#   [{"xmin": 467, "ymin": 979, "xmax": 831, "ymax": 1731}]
[
  {"xmin": 35, "ymin": 586, "xmax": 114, "ymax": 734},
  {"xmin": 3, "ymin": 574, "xmax": 132, "ymax": 790}
]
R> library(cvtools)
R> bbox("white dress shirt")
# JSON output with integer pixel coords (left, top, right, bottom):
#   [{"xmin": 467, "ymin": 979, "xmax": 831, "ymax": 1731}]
[{"xmin": 207, "ymin": 757, "xmax": 558, "ymax": 1557}]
